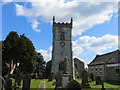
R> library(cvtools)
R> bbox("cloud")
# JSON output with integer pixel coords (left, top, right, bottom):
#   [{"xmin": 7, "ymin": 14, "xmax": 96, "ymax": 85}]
[
  {"xmin": 73, "ymin": 46, "xmax": 84, "ymax": 57},
  {"xmin": 31, "ymin": 20, "xmax": 40, "ymax": 32},
  {"xmin": 37, "ymin": 49, "xmax": 51, "ymax": 61},
  {"xmin": 73, "ymin": 34, "xmax": 118, "ymax": 54},
  {"xmin": 15, "ymin": 1, "xmax": 118, "ymax": 35}
]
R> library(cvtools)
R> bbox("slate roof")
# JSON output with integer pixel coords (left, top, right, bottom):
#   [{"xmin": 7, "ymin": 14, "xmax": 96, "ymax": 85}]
[
  {"xmin": 74, "ymin": 58, "xmax": 84, "ymax": 64},
  {"xmin": 88, "ymin": 49, "xmax": 120, "ymax": 66}
]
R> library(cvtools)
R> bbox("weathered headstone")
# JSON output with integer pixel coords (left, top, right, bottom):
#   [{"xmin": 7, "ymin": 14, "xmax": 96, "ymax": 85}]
[
  {"xmin": 48, "ymin": 71, "xmax": 53, "ymax": 81},
  {"xmin": 4, "ymin": 77, "xmax": 12, "ymax": 90},
  {"xmin": 89, "ymin": 74, "xmax": 94, "ymax": 81},
  {"xmin": 95, "ymin": 76, "xmax": 102, "ymax": 85},
  {"xmin": 101, "ymin": 82, "xmax": 105, "ymax": 90},
  {"xmin": 22, "ymin": 75, "xmax": 31, "ymax": 90},
  {"xmin": 55, "ymin": 73, "xmax": 62, "ymax": 89},
  {"xmin": 67, "ymin": 80, "xmax": 81, "ymax": 89},
  {"xmin": 81, "ymin": 70, "xmax": 90, "ymax": 88}
]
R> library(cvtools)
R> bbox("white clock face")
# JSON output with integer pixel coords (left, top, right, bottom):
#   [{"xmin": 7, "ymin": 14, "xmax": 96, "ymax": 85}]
[{"xmin": 60, "ymin": 42, "xmax": 65, "ymax": 47}]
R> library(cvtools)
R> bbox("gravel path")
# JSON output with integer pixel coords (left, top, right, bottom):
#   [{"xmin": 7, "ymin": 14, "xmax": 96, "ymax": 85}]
[{"xmin": 38, "ymin": 81, "xmax": 46, "ymax": 90}]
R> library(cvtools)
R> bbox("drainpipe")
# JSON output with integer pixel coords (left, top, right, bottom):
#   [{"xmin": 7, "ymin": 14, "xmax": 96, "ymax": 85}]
[{"xmin": 104, "ymin": 62, "xmax": 107, "ymax": 81}]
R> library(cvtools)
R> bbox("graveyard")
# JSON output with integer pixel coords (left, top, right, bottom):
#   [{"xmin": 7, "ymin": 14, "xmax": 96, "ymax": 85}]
[
  {"xmin": 1, "ymin": 17, "xmax": 120, "ymax": 89},
  {"xmin": 9, "ymin": 78, "xmax": 120, "ymax": 89},
  {"xmin": 1, "ymin": 2, "xmax": 120, "ymax": 89}
]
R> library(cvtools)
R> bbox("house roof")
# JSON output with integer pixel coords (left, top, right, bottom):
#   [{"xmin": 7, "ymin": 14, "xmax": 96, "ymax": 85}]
[
  {"xmin": 88, "ymin": 49, "xmax": 120, "ymax": 66},
  {"xmin": 74, "ymin": 58, "xmax": 84, "ymax": 64}
]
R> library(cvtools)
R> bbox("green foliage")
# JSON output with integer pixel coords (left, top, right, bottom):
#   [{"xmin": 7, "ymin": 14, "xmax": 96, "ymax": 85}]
[
  {"xmin": 18, "ymin": 34, "xmax": 36, "ymax": 74},
  {"xmin": 3, "ymin": 31, "xmax": 19, "ymax": 63},
  {"xmin": 75, "ymin": 79, "xmax": 120, "ymax": 88},
  {"xmin": 35, "ymin": 53, "xmax": 46, "ymax": 78},
  {"xmin": 2, "ymin": 31, "xmax": 36, "ymax": 75},
  {"xmin": 30, "ymin": 79, "xmax": 42, "ymax": 88},
  {"xmin": 45, "ymin": 79, "xmax": 55, "ymax": 88}
]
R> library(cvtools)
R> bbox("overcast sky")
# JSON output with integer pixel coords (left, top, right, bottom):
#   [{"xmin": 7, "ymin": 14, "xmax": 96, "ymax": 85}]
[{"xmin": 2, "ymin": 0, "xmax": 119, "ymax": 67}]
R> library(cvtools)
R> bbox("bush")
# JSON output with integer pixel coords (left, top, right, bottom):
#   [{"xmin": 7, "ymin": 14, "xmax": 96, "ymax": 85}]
[{"xmin": 67, "ymin": 80, "xmax": 81, "ymax": 89}]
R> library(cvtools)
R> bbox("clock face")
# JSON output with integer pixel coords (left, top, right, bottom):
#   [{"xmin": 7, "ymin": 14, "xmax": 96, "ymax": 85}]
[{"xmin": 60, "ymin": 42, "xmax": 65, "ymax": 47}]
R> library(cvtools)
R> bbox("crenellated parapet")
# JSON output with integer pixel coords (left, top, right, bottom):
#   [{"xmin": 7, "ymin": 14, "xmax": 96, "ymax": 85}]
[{"xmin": 53, "ymin": 16, "xmax": 73, "ymax": 29}]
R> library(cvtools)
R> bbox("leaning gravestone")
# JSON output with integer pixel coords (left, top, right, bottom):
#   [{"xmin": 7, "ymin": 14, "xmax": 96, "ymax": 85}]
[
  {"xmin": 22, "ymin": 75, "xmax": 31, "ymax": 90},
  {"xmin": 67, "ymin": 80, "xmax": 81, "ymax": 89},
  {"xmin": 81, "ymin": 69, "xmax": 90, "ymax": 88}
]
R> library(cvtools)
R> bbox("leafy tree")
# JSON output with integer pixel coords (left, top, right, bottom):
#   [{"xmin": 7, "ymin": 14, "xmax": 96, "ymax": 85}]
[
  {"xmin": 3, "ymin": 31, "xmax": 19, "ymax": 74},
  {"xmin": 35, "ymin": 52, "xmax": 46, "ymax": 78},
  {"xmin": 18, "ymin": 34, "xmax": 36, "ymax": 75},
  {"xmin": 2, "ymin": 31, "xmax": 36, "ymax": 75}
]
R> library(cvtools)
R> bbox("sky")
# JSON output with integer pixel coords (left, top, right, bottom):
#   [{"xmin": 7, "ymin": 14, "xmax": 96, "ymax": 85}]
[{"xmin": 1, "ymin": 0, "xmax": 119, "ymax": 67}]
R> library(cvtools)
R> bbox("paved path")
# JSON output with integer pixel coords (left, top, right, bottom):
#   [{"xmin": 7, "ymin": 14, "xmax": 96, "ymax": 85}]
[{"xmin": 38, "ymin": 81, "xmax": 46, "ymax": 90}]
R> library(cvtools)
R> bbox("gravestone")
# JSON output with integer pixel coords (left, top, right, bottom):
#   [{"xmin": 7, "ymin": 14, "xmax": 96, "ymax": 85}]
[
  {"xmin": 55, "ymin": 73, "xmax": 62, "ymax": 89},
  {"xmin": 81, "ymin": 70, "xmax": 90, "ymax": 88},
  {"xmin": 48, "ymin": 71, "xmax": 53, "ymax": 81},
  {"xmin": 67, "ymin": 80, "xmax": 81, "ymax": 89},
  {"xmin": 101, "ymin": 82, "xmax": 105, "ymax": 90},
  {"xmin": 95, "ymin": 76, "xmax": 102, "ymax": 85},
  {"xmin": 22, "ymin": 75, "xmax": 31, "ymax": 89},
  {"xmin": 4, "ymin": 77, "xmax": 12, "ymax": 90},
  {"xmin": 89, "ymin": 74, "xmax": 94, "ymax": 81}
]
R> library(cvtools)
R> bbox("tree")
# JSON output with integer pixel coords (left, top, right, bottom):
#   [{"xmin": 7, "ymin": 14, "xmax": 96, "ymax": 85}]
[
  {"xmin": 3, "ymin": 31, "xmax": 20, "ymax": 75},
  {"xmin": 18, "ymin": 34, "xmax": 36, "ymax": 75},
  {"xmin": 35, "ymin": 52, "xmax": 46, "ymax": 78}
]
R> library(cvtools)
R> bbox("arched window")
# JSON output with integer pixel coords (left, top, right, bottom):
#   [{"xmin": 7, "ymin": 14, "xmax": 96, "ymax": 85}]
[{"xmin": 60, "ymin": 32, "xmax": 65, "ymax": 40}]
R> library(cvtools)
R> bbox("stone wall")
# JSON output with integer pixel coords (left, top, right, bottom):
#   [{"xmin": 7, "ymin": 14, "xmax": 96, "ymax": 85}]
[
  {"xmin": 74, "ymin": 58, "xmax": 84, "ymax": 78},
  {"xmin": 88, "ymin": 64, "xmax": 105, "ymax": 81},
  {"xmin": 106, "ymin": 66, "xmax": 120, "ymax": 81}
]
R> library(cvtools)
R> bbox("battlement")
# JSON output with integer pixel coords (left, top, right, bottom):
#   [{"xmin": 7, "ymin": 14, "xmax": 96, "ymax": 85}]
[{"xmin": 53, "ymin": 16, "xmax": 73, "ymax": 29}]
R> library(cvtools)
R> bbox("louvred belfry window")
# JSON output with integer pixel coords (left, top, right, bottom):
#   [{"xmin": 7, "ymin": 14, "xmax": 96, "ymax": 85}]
[{"xmin": 60, "ymin": 32, "xmax": 65, "ymax": 40}]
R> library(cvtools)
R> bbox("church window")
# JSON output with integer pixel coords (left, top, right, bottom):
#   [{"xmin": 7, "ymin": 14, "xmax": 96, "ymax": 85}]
[
  {"xmin": 116, "ymin": 68, "xmax": 120, "ymax": 75},
  {"xmin": 60, "ymin": 32, "xmax": 65, "ymax": 40}
]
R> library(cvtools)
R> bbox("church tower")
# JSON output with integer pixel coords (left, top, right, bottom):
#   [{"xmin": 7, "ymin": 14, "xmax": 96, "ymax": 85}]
[{"xmin": 51, "ymin": 16, "xmax": 74, "ymax": 79}]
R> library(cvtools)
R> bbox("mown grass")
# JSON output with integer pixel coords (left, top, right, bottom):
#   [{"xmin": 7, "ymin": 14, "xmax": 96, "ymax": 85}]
[
  {"xmin": 75, "ymin": 79, "xmax": 120, "ymax": 88},
  {"xmin": 10, "ymin": 78, "xmax": 120, "ymax": 89},
  {"xmin": 11, "ymin": 78, "xmax": 41, "ymax": 88},
  {"xmin": 30, "ymin": 79, "xmax": 42, "ymax": 88},
  {"xmin": 45, "ymin": 79, "xmax": 56, "ymax": 89}
]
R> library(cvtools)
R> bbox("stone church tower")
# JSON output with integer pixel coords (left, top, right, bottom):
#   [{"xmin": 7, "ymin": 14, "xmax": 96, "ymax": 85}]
[{"xmin": 51, "ymin": 16, "xmax": 74, "ymax": 79}]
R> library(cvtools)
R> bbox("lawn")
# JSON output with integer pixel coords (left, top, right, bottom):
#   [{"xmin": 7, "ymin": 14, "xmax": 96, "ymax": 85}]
[
  {"xmin": 11, "ymin": 78, "xmax": 41, "ymax": 88},
  {"xmin": 10, "ymin": 78, "xmax": 120, "ymax": 89},
  {"xmin": 45, "ymin": 79, "xmax": 56, "ymax": 89},
  {"xmin": 75, "ymin": 79, "xmax": 120, "ymax": 89},
  {"xmin": 30, "ymin": 79, "xmax": 42, "ymax": 88}
]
